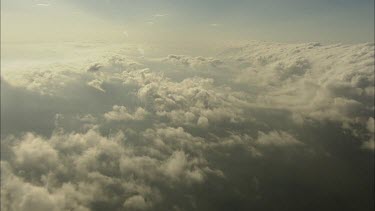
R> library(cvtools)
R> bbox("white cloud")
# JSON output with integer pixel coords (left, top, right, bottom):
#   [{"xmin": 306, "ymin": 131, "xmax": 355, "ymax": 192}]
[
  {"xmin": 154, "ymin": 14, "xmax": 168, "ymax": 18},
  {"xmin": 87, "ymin": 79, "xmax": 105, "ymax": 92},
  {"xmin": 255, "ymin": 131, "xmax": 302, "ymax": 147},
  {"xmin": 163, "ymin": 54, "xmax": 224, "ymax": 69},
  {"xmin": 197, "ymin": 116, "xmax": 209, "ymax": 128},
  {"xmin": 36, "ymin": 3, "xmax": 50, "ymax": 7},
  {"xmin": 1, "ymin": 41, "xmax": 373, "ymax": 210},
  {"xmin": 123, "ymin": 195, "xmax": 148, "ymax": 210},
  {"xmin": 104, "ymin": 106, "xmax": 148, "ymax": 121},
  {"xmin": 362, "ymin": 117, "xmax": 375, "ymax": 151},
  {"xmin": 210, "ymin": 23, "xmax": 221, "ymax": 27},
  {"xmin": 13, "ymin": 133, "xmax": 59, "ymax": 171},
  {"xmin": 221, "ymin": 42, "xmax": 374, "ymax": 128},
  {"xmin": 123, "ymin": 30, "xmax": 129, "ymax": 38}
]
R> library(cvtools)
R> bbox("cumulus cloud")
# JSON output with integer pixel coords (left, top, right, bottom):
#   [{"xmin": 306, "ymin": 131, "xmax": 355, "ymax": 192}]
[
  {"xmin": 1, "ymin": 41, "xmax": 374, "ymax": 210},
  {"xmin": 197, "ymin": 116, "xmax": 209, "ymax": 128},
  {"xmin": 362, "ymin": 117, "xmax": 375, "ymax": 150},
  {"xmin": 255, "ymin": 131, "xmax": 302, "ymax": 147},
  {"xmin": 1, "ymin": 127, "xmax": 222, "ymax": 210},
  {"xmin": 220, "ymin": 42, "xmax": 374, "ymax": 127},
  {"xmin": 12, "ymin": 133, "xmax": 59, "ymax": 172},
  {"xmin": 87, "ymin": 79, "xmax": 105, "ymax": 92},
  {"xmin": 123, "ymin": 195, "xmax": 148, "ymax": 210},
  {"xmin": 163, "ymin": 55, "xmax": 224, "ymax": 69},
  {"xmin": 104, "ymin": 106, "xmax": 148, "ymax": 121}
]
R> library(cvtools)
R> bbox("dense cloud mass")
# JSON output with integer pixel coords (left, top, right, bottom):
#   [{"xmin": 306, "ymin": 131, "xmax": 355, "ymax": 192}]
[{"xmin": 1, "ymin": 41, "xmax": 374, "ymax": 211}]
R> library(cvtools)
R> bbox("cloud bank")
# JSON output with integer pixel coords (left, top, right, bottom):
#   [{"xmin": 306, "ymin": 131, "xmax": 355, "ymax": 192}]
[{"xmin": 1, "ymin": 41, "xmax": 374, "ymax": 211}]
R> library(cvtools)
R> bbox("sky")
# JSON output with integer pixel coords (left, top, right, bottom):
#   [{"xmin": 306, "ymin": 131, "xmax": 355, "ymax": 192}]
[
  {"xmin": 1, "ymin": 0, "xmax": 374, "ymax": 44},
  {"xmin": 1, "ymin": 1, "xmax": 375, "ymax": 211}
]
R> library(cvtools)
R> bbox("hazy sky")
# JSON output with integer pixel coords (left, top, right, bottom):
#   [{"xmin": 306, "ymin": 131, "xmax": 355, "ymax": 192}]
[
  {"xmin": 1, "ymin": 0, "xmax": 374, "ymax": 44},
  {"xmin": 1, "ymin": 1, "xmax": 375, "ymax": 211}
]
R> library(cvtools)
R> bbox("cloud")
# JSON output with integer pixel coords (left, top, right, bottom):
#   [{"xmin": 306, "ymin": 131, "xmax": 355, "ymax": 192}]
[
  {"xmin": 163, "ymin": 150, "xmax": 205, "ymax": 183},
  {"xmin": 1, "ymin": 41, "xmax": 374, "ymax": 210},
  {"xmin": 36, "ymin": 3, "xmax": 50, "ymax": 7},
  {"xmin": 197, "ymin": 116, "xmax": 209, "ymax": 128},
  {"xmin": 12, "ymin": 133, "xmax": 59, "ymax": 172},
  {"xmin": 123, "ymin": 30, "xmax": 129, "ymax": 38},
  {"xmin": 123, "ymin": 195, "xmax": 149, "ymax": 210},
  {"xmin": 255, "ymin": 131, "xmax": 302, "ymax": 147},
  {"xmin": 210, "ymin": 23, "xmax": 221, "ymax": 27},
  {"xmin": 87, "ymin": 63, "xmax": 102, "ymax": 73},
  {"xmin": 221, "ymin": 42, "xmax": 374, "ymax": 127},
  {"xmin": 1, "ymin": 127, "xmax": 221, "ymax": 210},
  {"xmin": 163, "ymin": 55, "xmax": 224, "ymax": 69},
  {"xmin": 362, "ymin": 117, "xmax": 375, "ymax": 150},
  {"xmin": 154, "ymin": 14, "xmax": 168, "ymax": 18},
  {"xmin": 87, "ymin": 79, "xmax": 105, "ymax": 92},
  {"xmin": 104, "ymin": 106, "xmax": 148, "ymax": 121}
]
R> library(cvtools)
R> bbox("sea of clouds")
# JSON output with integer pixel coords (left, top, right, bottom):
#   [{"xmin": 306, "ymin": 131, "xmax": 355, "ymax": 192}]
[{"xmin": 1, "ymin": 41, "xmax": 374, "ymax": 211}]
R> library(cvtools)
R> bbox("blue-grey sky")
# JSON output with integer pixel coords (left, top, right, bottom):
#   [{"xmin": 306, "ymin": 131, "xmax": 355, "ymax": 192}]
[{"xmin": 1, "ymin": 0, "xmax": 374, "ymax": 44}]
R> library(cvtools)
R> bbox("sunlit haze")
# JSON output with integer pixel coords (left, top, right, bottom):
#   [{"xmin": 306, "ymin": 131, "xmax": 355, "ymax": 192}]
[{"xmin": 1, "ymin": 1, "xmax": 374, "ymax": 211}]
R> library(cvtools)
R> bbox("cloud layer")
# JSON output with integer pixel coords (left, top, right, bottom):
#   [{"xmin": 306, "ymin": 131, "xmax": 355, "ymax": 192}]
[{"xmin": 1, "ymin": 41, "xmax": 374, "ymax": 211}]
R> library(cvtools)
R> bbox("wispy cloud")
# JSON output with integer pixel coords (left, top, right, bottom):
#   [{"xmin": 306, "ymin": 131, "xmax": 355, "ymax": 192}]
[
  {"xmin": 35, "ymin": 3, "xmax": 50, "ymax": 7},
  {"xmin": 210, "ymin": 23, "xmax": 221, "ymax": 27},
  {"xmin": 154, "ymin": 14, "xmax": 168, "ymax": 18},
  {"xmin": 123, "ymin": 30, "xmax": 129, "ymax": 38}
]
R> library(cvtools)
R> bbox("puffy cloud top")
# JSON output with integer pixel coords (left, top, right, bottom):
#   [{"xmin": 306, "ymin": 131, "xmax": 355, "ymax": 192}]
[{"xmin": 1, "ymin": 41, "xmax": 374, "ymax": 211}]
